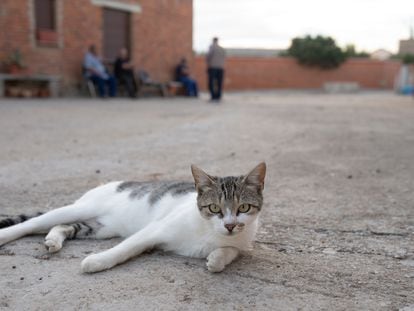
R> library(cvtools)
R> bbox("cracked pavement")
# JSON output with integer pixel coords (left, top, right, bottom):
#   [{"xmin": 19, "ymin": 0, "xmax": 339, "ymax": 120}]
[{"xmin": 0, "ymin": 92, "xmax": 413, "ymax": 310}]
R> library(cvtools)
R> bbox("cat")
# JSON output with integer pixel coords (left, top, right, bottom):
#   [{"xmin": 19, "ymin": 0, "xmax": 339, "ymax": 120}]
[{"xmin": 0, "ymin": 163, "xmax": 266, "ymax": 273}]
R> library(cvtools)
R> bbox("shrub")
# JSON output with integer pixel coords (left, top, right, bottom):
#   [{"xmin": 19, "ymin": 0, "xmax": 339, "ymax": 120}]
[
  {"xmin": 287, "ymin": 35, "xmax": 347, "ymax": 69},
  {"xmin": 343, "ymin": 45, "xmax": 370, "ymax": 58},
  {"xmin": 401, "ymin": 54, "xmax": 414, "ymax": 64}
]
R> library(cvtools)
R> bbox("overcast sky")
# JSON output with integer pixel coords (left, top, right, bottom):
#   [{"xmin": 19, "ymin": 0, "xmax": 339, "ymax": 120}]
[{"xmin": 194, "ymin": 0, "xmax": 414, "ymax": 53}]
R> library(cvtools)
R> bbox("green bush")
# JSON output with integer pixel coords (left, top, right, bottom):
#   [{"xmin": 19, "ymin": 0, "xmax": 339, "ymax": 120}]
[
  {"xmin": 287, "ymin": 35, "xmax": 347, "ymax": 69},
  {"xmin": 391, "ymin": 53, "xmax": 414, "ymax": 64},
  {"xmin": 401, "ymin": 54, "xmax": 414, "ymax": 64}
]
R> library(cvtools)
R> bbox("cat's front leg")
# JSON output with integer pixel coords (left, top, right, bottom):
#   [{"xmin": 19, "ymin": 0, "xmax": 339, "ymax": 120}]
[
  {"xmin": 81, "ymin": 223, "xmax": 161, "ymax": 273},
  {"xmin": 206, "ymin": 247, "xmax": 239, "ymax": 273},
  {"xmin": 81, "ymin": 252, "xmax": 115, "ymax": 273}
]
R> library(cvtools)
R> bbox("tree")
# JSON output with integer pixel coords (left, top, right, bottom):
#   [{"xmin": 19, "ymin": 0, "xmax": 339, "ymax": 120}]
[
  {"xmin": 287, "ymin": 35, "xmax": 347, "ymax": 69},
  {"xmin": 343, "ymin": 44, "xmax": 370, "ymax": 58},
  {"xmin": 392, "ymin": 53, "xmax": 414, "ymax": 64}
]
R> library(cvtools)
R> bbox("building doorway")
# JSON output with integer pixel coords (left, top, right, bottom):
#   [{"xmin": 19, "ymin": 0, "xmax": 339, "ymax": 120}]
[{"xmin": 103, "ymin": 8, "xmax": 130, "ymax": 61}]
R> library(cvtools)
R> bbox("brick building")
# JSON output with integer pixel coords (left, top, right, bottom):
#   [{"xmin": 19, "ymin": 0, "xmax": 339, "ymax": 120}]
[
  {"xmin": 0, "ymin": 0, "xmax": 193, "ymax": 95},
  {"xmin": 399, "ymin": 39, "xmax": 414, "ymax": 55}
]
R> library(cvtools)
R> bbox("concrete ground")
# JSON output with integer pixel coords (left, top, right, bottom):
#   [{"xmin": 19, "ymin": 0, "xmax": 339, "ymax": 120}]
[{"xmin": 0, "ymin": 91, "xmax": 413, "ymax": 311}]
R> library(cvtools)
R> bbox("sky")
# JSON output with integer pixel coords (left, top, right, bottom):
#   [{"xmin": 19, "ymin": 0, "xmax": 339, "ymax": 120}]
[{"xmin": 193, "ymin": 0, "xmax": 414, "ymax": 53}]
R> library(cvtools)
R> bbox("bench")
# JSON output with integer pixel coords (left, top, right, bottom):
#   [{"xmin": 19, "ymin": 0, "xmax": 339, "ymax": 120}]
[
  {"xmin": 167, "ymin": 81, "xmax": 185, "ymax": 96},
  {"xmin": 323, "ymin": 82, "xmax": 360, "ymax": 93},
  {"xmin": 136, "ymin": 70, "xmax": 168, "ymax": 97},
  {"xmin": 0, "ymin": 74, "xmax": 61, "ymax": 98}
]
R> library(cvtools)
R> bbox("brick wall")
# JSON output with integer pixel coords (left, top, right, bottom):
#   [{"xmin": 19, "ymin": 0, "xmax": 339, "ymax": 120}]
[
  {"xmin": 194, "ymin": 56, "xmax": 401, "ymax": 90},
  {"xmin": 132, "ymin": 0, "xmax": 193, "ymax": 82},
  {"xmin": 0, "ymin": 0, "xmax": 193, "ymax": 95}
]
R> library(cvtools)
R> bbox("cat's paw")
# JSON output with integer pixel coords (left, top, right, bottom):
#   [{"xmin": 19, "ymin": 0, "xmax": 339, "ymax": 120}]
[
  {"xmin": 206, "ymin": 252, "xmax": 225, "ymax": 273},
  {"xmin": 44, "ymin": 238, "xmax": 62, "ymax": 253},
  {"xmin": 81, "ymin": 254, "xmax": 113, "ymax": 273}
]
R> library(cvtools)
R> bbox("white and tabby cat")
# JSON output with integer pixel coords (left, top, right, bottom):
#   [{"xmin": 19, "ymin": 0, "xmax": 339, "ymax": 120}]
[{"xmin": 0, "ymin": 163, "xmax": 266, "ymax": 273}]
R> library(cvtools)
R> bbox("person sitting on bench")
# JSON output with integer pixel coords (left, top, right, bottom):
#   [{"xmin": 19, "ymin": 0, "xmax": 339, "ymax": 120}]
[
  {"xmin": 83, "ymin": 45, "xmax": 116, "ymax": 98},
  {"xmin": 114, "ymin": 48, "xmax": 137, "ymax": 98},
  {"xmin": 175, "ymin": 58, "xmax": 198, "ymax": 97}
]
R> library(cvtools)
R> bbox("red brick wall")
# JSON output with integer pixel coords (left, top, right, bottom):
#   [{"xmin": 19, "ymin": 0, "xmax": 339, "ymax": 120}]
[
  {"xmin": 132, "ymin": 0, "xmax": 193, "ymax": 82},
  {"xmin": 0, "ymin": 0, "xmax": 193, "ymax": 95},
  {"xmin": 194, "ymin": 56, "xmax": 401, "ymax": 90}
]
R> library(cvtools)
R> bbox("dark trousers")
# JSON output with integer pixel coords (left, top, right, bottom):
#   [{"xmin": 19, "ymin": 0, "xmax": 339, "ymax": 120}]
[
  {"xmin": 179, "ymin": 77, "xmax": 198, "ymax": 97},
  {"xmin": 118, "ymin": 72, "xmax": 137, "ymax": 98},
  {"xmin": 208, "ymin": 68, "xmax": 224, "ymax": 100},
  {"xmin": 90, "ymin": 75, "xmax": 117, "ymax": 97}
]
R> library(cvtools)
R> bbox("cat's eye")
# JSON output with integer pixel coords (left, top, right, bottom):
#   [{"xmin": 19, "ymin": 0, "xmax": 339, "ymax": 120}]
[
  {"xmin": 208, "ymin": 204, "xmax": 221, "ymax": 213},
  {"xmin": 238, "ymin": 204, "xmax": 251, "ymax": 213}
]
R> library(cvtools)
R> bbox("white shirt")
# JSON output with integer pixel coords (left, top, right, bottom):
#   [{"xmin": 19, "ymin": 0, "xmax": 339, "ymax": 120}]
[{"xmin": 84, "ymin": 52, "xmax": 109, "ymax": 79}]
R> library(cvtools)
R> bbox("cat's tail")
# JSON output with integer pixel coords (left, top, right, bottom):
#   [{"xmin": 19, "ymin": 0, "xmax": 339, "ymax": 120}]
[{"xmin": 0, "ymin": 212, "xmax": 43, "ymax": 229}]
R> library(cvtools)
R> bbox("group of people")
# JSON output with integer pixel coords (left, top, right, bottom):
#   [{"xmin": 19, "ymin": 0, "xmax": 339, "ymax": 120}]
[
  {"xmin": 83, "ymin": 37, "xmax": 226, "ymax": 101},
  {"xmin": 83, "ymin": 45, "xmax": 137, "ymax": 98}
]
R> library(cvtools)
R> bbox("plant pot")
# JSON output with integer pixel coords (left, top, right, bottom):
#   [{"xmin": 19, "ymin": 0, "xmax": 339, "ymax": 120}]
[
  {"xmin": 7, "ymin": 64, "xmax": 28, "ymax": 75},
  {"xmin": 21, "ymin": 89, "xmax": 33, "ymax": 98},
  {"xmin": 38, "ymin": 87, "xmax": 50, "ymax": 97},
  {"xmin": 6, "ymin": 86, "xmax": 21, "ymax": 97}
]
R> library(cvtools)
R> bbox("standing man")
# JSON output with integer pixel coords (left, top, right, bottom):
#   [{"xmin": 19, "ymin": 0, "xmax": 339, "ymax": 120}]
[
  {"xmin": 206, "ymin": 37, "xmax": 226, "ymax": 102},
  {"xmin": 84, "ymin": 45, "xmax": 116, "ymax": 98}
]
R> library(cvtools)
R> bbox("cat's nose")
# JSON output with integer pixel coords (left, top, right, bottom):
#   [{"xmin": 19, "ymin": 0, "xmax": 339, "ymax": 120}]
[{"xmin": 225, "ymin": 223, "xmax": 236, "ymax": 232}]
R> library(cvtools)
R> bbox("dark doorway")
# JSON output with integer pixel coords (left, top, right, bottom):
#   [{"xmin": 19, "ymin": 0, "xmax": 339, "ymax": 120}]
[
  {"xmin": 103, "ymin": 8, "xmax": 130, "ymax": 61},
  {"xmin": 34, "ymin": 0, "xmax": 56, "ymax": 31}
]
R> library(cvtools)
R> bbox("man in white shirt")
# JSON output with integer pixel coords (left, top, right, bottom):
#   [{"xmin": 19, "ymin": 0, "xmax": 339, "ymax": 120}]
[{"xmin": 84, "ymin": 45, "xmax": 116, "ymax": 97}]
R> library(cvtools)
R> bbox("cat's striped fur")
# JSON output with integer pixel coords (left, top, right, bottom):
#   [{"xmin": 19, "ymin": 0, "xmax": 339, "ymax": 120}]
[{"xmin": 0, "ymin": 212, "xmax": 43, "ymax": 229}]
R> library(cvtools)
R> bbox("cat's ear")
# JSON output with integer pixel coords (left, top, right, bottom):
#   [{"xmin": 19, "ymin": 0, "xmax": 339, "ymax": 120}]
[
  {"xmin": 243, "ymin": 162, "xmax": 266, "ymax": 190},
  {"xmin": 191, "ymin": 165, "xmax": 215, "ymax": 191}
]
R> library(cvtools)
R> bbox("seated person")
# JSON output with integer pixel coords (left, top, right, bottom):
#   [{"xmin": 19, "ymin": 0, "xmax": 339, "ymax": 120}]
[
  {"xmin": 83, "ymin": 45, "xmax": 116, "ymax": 97},
  {"xmin": 114, "ymin": 48, "xmax": 137, "ymax": 98},
  {"xmin": 175, "ymin": 58, "xmax": 198, "ymax": 97}
]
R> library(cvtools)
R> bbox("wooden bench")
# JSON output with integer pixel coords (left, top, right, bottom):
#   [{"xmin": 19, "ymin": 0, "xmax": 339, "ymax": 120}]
[
  {"xmin": 136, "ymin": 71, "xmax": 186, "ymax": 97},
  {"xmin": 167, "ymin": 81, "xmax": 185, "ymax": 96},
  {"xmin": 0, "ymin": 74, "xmax": 61, "ymax": 98}
]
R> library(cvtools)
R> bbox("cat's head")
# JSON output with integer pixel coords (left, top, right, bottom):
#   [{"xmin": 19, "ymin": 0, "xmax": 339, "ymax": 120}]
[{"xmin": 191, "ymin": 162, "xmax": 266, "ymax": 236}]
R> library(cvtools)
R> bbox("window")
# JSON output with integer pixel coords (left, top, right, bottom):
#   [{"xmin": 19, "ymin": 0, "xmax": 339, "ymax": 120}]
[{"xmin": 34, "ymin": 0, "xmax": 57, "ymax": 45}]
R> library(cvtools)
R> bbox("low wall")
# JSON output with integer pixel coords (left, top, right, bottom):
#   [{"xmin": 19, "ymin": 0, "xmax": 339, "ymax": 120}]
[{"xmin": 193, "ymin": 56, "xmax": 401, "ymax": 90}]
